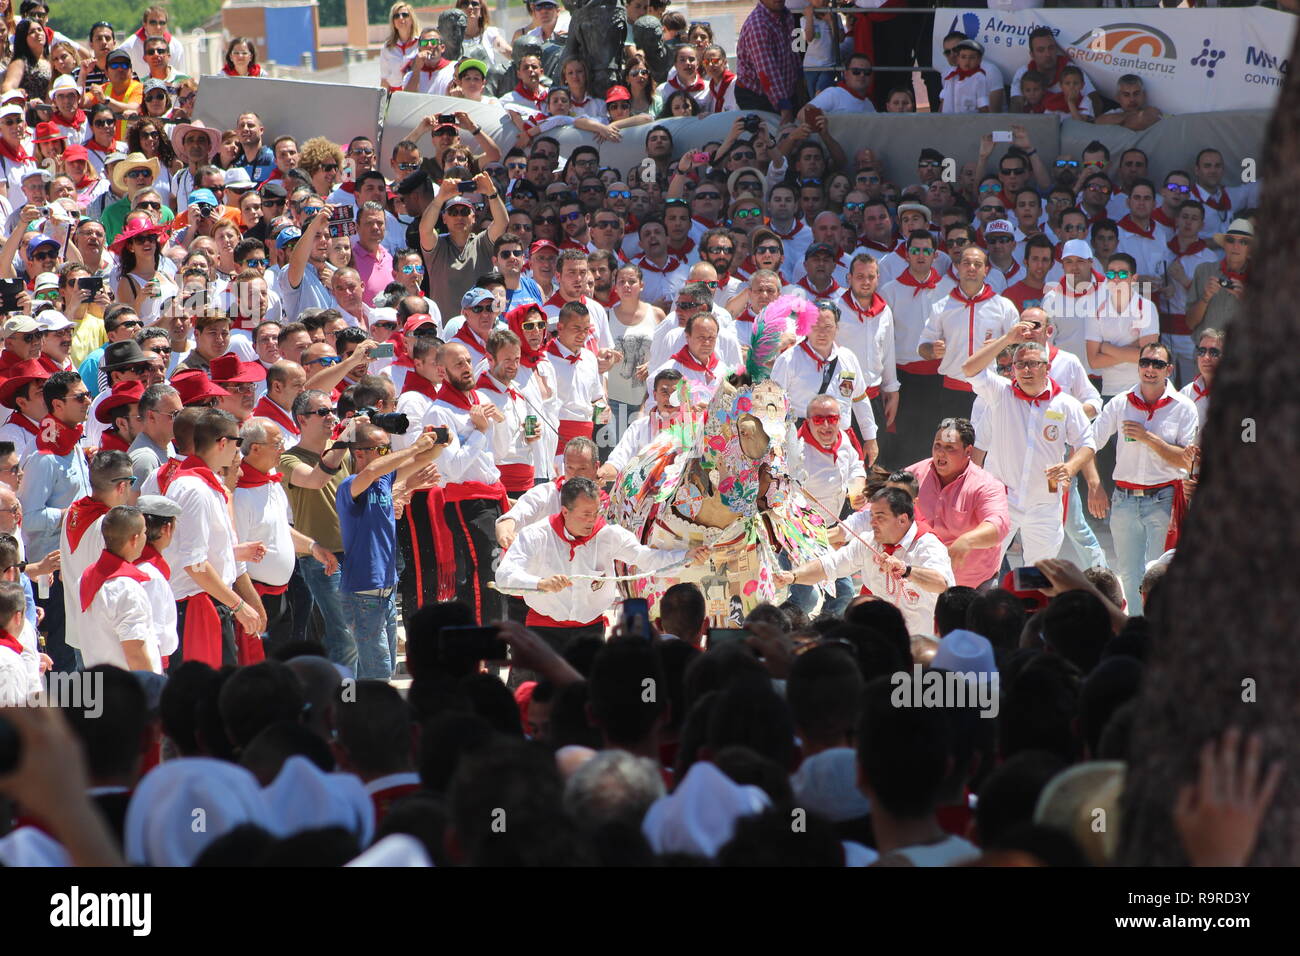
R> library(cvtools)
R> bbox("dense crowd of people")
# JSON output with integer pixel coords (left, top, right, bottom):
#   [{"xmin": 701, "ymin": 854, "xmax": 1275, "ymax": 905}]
[{"xmin": 0, "ymin": 0, "xmax": 1281, "ymax": 869}]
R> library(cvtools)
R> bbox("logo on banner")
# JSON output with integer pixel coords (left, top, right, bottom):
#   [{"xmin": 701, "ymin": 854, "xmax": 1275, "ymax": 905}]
[
  {"xmin": 1244, "ymin": 45, "xmax": 1288, "ymax": 87},
  {"xmin": 1067, "ymin": 23, "xmax": 1178, "ymax": 75},
  {"xmin": 1191, "ymin": 38, "xmax": 1227, "ymax": 78}
]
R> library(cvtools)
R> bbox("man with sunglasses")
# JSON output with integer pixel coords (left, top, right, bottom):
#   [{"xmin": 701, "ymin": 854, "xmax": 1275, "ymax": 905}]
[
  {"xmin": 556, "ymin": 197, "xmax": 594, "ymax": 253},
  {"xmin": 1090, "ymin": 341, "xmax": 1197, "ymax": 613},
  {"xmin": 128, "ymin": 382, "xmax": 182, "ymax": 486},
  {"xmin": 491, "ymin": 233, "xmax": 542, "ymax": 310},
  {"xmin": 161, "ymin": 408, "xmax": 266, "ymax": 666},
  {"xmin": 1160, "ymin": 200, "xmax": 1216, "ymax": 384},
  {"xmin": 807, "ymin": 53, "xmax": 877, "ymax": 116},
  {"xmin": 419, "ymin": 172, "xmax": 508, "ymax": 318},
  {"xmin": 1087, "ymin": 253, "xmax": 1160, "ymax": 399},
  {"xmin": 20, "ymin": 370, "xmax": 92, "ymax": 672},
  {"xmin": 961, "ymin": 321, "xmax": 1097, "ymax": 571},
  {"xmin": 1188, "ymin": 217, "xmax": 1253, "ymax": 335},
  {"xmin": 86, "ymin": 340, "xmax": 153, "ymax": 447}
]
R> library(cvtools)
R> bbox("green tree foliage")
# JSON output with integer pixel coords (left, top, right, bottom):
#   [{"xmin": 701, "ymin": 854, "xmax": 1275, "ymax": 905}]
[{"xmin": 47, "ymin": 0, "xmax": 223, "ymax": 42}]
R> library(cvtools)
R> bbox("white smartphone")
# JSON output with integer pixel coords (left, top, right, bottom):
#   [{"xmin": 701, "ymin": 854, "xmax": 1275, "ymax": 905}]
[{"xmin": 992, "ymin": 130, "xmax": 1013, "ymax": 143}]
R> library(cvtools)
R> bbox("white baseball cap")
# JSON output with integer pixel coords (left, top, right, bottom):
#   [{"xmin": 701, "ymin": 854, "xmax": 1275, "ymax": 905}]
[
  {"xmin": 0, "ymin": 103, "xmax": 23, "ymax": 120},
  {"xmin": 1061, "ymin": 239, "xmax": 1093, "ymax": 260},
  {"xmin": 985, "ymin": 219, "xmax": 1015, "ymax": 238},
  {"xmin": 36, "ymin": 310, "xmax": 72, "ymax": 332}
]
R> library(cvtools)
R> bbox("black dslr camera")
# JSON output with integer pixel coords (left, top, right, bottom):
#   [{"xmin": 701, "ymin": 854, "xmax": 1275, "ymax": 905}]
[{"xmin": 358, "ymin": 406, "xmax": 410, "ymax": 435}]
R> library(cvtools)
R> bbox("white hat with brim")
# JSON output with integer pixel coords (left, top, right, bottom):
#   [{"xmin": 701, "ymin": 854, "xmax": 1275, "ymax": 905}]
[
  {"xmin": 1061, "ymin": 238, "xmax": 1093, "ymax": 261},
  {"xmin": 0, "ymin": 103, "xmax": 22, "ymax": 120},
  {"xmin": 1212, "ymin": 217, "xmax": 1254, "ymax": 248}
]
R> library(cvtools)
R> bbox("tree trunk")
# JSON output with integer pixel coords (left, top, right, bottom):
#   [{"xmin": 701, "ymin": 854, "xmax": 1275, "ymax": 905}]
[{"xmin": 1117, "ymin": 43, "xmax": 1300, "ymax": 865}]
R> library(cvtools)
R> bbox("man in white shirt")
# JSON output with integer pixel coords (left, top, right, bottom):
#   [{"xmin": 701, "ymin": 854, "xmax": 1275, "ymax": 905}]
[
  {"xmin": 1090, "ymin": 341, "xmax": 1198, "ymax": 613},
  {"xmin": 235, "ymin": 417, "xmax": 337, "ymax": 656},
  {"xmin": 477, "ymin": 329, "xmax": 542, "ymax": 498},
  {"xmin": 879, "ymin": 231, "xmax": 956, "ymax": 467},
  {"xmin": 501, "ymin": 436, "xmax": 601, "ymax": 548},
  {"xmin": 426, "ymin": 341, "xmax": 509, "ymax": 624},
  {"xmin": 497, "ymin": 477, "xmax": 706, "ymax": 650},
  {"xmin": 1087, "ymin": 252, "xmax": 1160, "ymax": 398},
  {"xmin": 650, "ymin": 312, "xmax": 732, "ymax": 409},
  {"xmin": 402, "ymin": 28, "xmax": 456, "ymax": 95},
  {"xmin": 785, "ymin": 394, "xmax": 868, "ymax": 618},
  {"xmin": 648, "ymin": 280, "xmax": 741, "ymax": 374},
  {"xmin": 77, "ymin": 505, "xmax": 161, "ymax": 672},
  {"xmin": 599, "ymin": 370, "xmax": 682, "ymax": 481},
  {"xmin": 633, "ymin": 218, "xmax": 691, "ymax": 313},
  {"xmin": 778, "ymin": 487, "xmax": 955, "ymax": 637},
  {"xmin": 251, "ymin": 360, "xmax": 306, "ymax": 449},
  {"xmin": 808, "ymin": 53, "xmax": 877, "ymax": 114},
  {"xmin": 770, "ymin": 298, "xmax": 878, "ymax": 465},
  {"xmin": 919, "ymin": 245, "xmax": 1019, "ymax": 409},
  {"xmin": 60, "ymin": 450, "xmax": 136, "ymax": 666},
  {"xmin": 1041, "ymin": 238, "xmax": 1105, "ymax": 374},
  {"xmin": 546, "ymin": 301, "xmax": 606, "ymax": 466},
  {"xmin": 1116, "ymin": 179, "xmax": 1169, "ymax": 287},
  {"xmin": 0, "ymin": 360, "xmax": 49, "ymax": 465},
  {"xmin": 961, "ymin": 323, "xmax": 1097, "ymax": 568},
  {"xmin": 163, "ymin": 409, "xmax": 267, "ymax": 668}
]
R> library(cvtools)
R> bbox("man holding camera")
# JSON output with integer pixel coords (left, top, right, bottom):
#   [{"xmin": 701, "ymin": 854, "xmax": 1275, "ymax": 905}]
[
  {"xmin": 497, "ymin": 476, "xmax": 708, "ymax": 652},
  {"xmin": 337, "ymin": 422, "xmax": 443, "ymax": 680},
  {"xmin": 419, "ymin": 172, "xmax": 509, "ymax": 319}
]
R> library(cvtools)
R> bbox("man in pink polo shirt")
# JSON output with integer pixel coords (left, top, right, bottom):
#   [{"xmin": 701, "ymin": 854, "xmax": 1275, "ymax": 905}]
[{"xmin": 907, "ymin": 417, "xmax": 1011, "ymax": 589}]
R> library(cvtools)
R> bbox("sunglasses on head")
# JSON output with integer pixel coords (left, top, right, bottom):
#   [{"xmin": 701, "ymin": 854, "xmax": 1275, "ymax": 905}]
[{"xmin": 1138, "ymin": 357, "xmax": 1169, "ymax": 369}]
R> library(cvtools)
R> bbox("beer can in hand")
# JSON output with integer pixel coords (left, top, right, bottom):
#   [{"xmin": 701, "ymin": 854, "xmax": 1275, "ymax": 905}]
[{"xmin": 524, "ymin": 415, "xmax": 538, "ymax": 438}]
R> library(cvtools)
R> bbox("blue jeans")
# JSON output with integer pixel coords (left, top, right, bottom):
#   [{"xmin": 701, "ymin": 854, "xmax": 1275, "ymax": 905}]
[
  {"xmin": 1064, "ymin": 475, "xmax": 1106, "ymax": 569},
  {"xmin": 780, "ymin": 553, "xmax": 853, "ymax": 619},
  {"xmin": 804, "ymin": 68, "xmax": 837, "ymax": 96},
  {"xmin": 298, "ymin": 553, "xmax": 357, "ymax": 673},
  {"xmin": 343, "ymin": 589, "xmax": 398, "ymax": 680},
  {"xmin": 1109, "ymin": 486, "xmax": 1173, "ymax": 615}
]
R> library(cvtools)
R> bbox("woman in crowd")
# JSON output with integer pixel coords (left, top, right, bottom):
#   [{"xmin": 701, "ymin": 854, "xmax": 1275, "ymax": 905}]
[
  {"xmin": 561, "ymin": 58, "xmax": 607, "ymax": 121},
  {"xmin": 128, "ymin": 116, "xmax": 176, "ymax": 206},
  {"xmin": 624, "ymin": 58, "xmax": 660, "ymax": 118},
  {"xmin": 113, "ymin": 212, "xmax": 176, "ymax": 324},
  {"xmin": 5, "ymin": 18, "xmax": 51, "ymax": 101},
  {"xmin": 379, "ymin": 2, "xmax": 420, "ymax": 93},
  {"xmin": 607, "ymin": 263, "xmax": 664, "ymax": 428},
  {"xmin": 223, "ymin": 36, "xmax": 262, "ymax": 77},
  {"xmin": 457, "ymin": 0, "xmax": 511, "ymax": 64}
]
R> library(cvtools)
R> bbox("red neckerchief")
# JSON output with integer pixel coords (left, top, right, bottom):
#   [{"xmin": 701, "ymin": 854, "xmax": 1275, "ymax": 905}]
[
  {"xmin": 1193, "ymin": 183, "xmax": 1231, "ymax": 213},
  {"xmin": 736, "ymin": 307, "xmax": 755, "ymax": 327},
  {"xmin": 100, "ymin": 429, "xmax": 129, "ymax": 452},
  {"xmin": 834, "ymin": 80, "xmax": 871, "ymax": 101},
  {"xmin": 8, "ymin": 414, "xmax": 40, "ymax": 437},
  {"xmin": 453, "ymin": 324, "xmax": 488, "ymax": 355},
  {"xmin": 896, "ymin": 267, "xmax": 941, "ymax": 297},
  {"xmin": 668, "ymin": 75, "xmax": 705, "ymax": 94},
  {"xmin": 999, "ymin": 260, "xmax": 1022, "ymax": 281},
  {"xmin": 387, "ymin": 330, "xmax": 416, "ymax": 370},
  {"xmin": 173, "ymin": 454, "xmax": 229, "ymax": 502},
  {"xmin": 882, "ymin": 540, "xmax": 904, "ymax": 555},
  {"xmin": 1168, "ymin": 236, "xmax": 1208, "ymax": 257},
  {"xmin": 548, "ymin": 511, "xmax": 606, "ymax": 560},
  {"xmin": 80, "ymin": 549, "xmax": 151, "ymax": 612},
  {"xmin": 595, "ymin": 289, "xmax": 618, "ymax": 308},
  {"xmin": 799, "ymin": 339, "xmax": 835, "ymax": 372},
  {"xmin": 1192, "ymin": 376, "xmax": 1210, "ymax": 401},
  {"xmin": 1058, "ymin": 271, "xmax": 1103, "ymax": 297},
  {"xmin": 236, "ymin": 461, "xmax": 282, "ymax": 487},
  {"xmin": 950, "ymin": 284, "xmax": 997, "ymax": 357},
  {"xmin": 547, "ymin": 341, "xmax": 582, "ymax": 365},
  {"xmin": 433, "ymin": 381, "xmax": 480, "ymax": 412},
  {"xmin": 222, "ymin": 63, "xmax": 263, "ymax": 77},
  {"xmin": 36, "ymin": 416, "xmax": 82, "ymax": 456},
  {"xmin": 65, "ymin": 496, "xmax": 109, "ymax": 552},
  {"xmin": 0, "ymin": 627, "xmax": 22, "ymax": 654},
  {"xmin": 842, "ymin": 289, "xmax": 886, "ymax": 320},
  {"xmin": 797, "ymin": 276, "xmax": 839, "ymax": 297},
  {"xmin": 1117, "ymin": 215, "xmax": 1155, "ymax": 240},
  {"xmin": 136, "ymin": 25, "xmax": 174, "ymax": 44},
  {"xmin": 1127, "ymin": 388, "xmax": 1175, "ymax": 420},
  {"xmin": 513, "ymin": 81, "xmax": 547, "ymax": 107},
  {"xmin": 666, "ymin": 237, "xmax": 696, "ymax": 258},
  {"xmin": 797, "ymin": 420, "xmax": 841, "ymax": 455},
  {"xmin": 858, "ymin": 238, "xmax": 892, "ymax": 253},
  {"xmin": 135, "ymin": 542, "xmax": 170, "ymax": 580},
  {"xmin": 476, "ymin": 372, "xmax": 520, "ymax": 401},
  {"xmin": 50, "ymin": 109, "xmax": 87, "ymax": 130},
  {"xmin": 709, "ymin": 70, "xmax": 736, "ymax": 112},
  {"xmin": 672, "ymin": 346, "xmax": 719, "ymax": 381},
  {"xmin": 944, "ymin": 66, "xmax": 985, "ymax": 81},
  {"xmin": 86, "ymin": 138, "xmax": 116, "ymax": 155},
  {"xmin": 401, "ymin": 370, "xmax": 441, "ymax": 400},
  {"xmin": 253, "ymin": 396, "xmax": 300, "ymax": 436},
  {"xmin": 692, "ymin": 215, "xmax": 721, "ymax": 231},
  {"xmin": 1152, "ymin": 207, "xmax": 1176, "ymax": 229},
  {"xmin": 892, "ymin": 241, "xmax": 911, "ymax": 264},
  {"xmin": 0, "ymin": 138, "xmax": 32, "ymax": 164},
  {"xmin": 1220, "ymin": 261, "xmax": 1249, "ymax": 283},
  {"xmin": 1012, "ymin": 378, "xmax": 1061, "ymax": 406},
  {"xmin": 769, "ymin": 221, "xmax": 803, "ymax": 242},
  {"xmin": 637, "ymin": 254, "xmax": 682, "ymax": 274},
  {"xmin": 156, "ymin": 457, "xmax": 184, "ymax": 494},
  {"xmin": 1030, "ymin": 53, "xmax": 1072, "ymax": 86}
]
